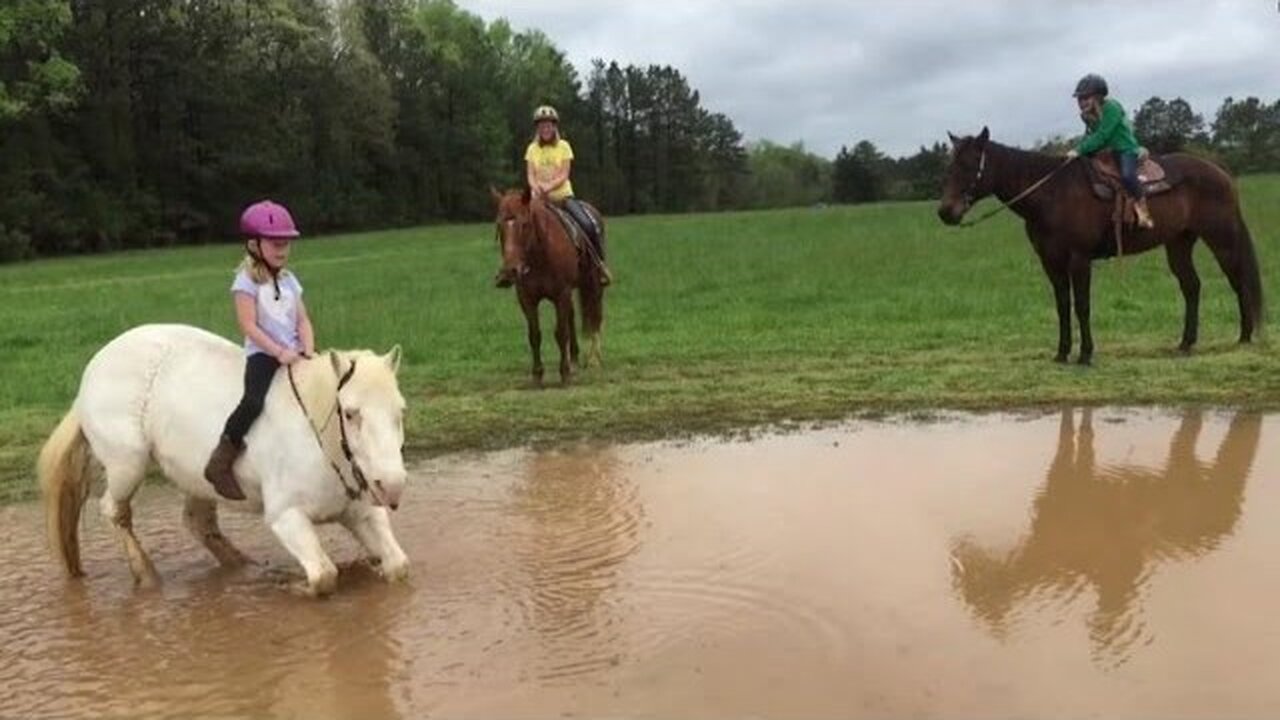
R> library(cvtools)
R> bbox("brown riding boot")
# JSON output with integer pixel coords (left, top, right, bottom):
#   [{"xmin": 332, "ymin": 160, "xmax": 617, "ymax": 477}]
[
  {"xmin": 1135, "ymin": 199, "xmax": 1155, "ymax": 229},
  {"xmin": 203, "ymin": 436, "xmax": 247, "ymax": 500}
]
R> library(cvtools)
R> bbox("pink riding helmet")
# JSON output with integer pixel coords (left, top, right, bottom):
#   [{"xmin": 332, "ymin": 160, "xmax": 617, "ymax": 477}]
[{"xmin": 239, "ymin": 200, "xmax": 300, "ymax": 239}]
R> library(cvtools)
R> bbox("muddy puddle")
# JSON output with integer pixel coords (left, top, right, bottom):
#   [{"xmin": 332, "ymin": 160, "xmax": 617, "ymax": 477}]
[{"xmin": 2, "ymin": 408, "xmax": 1278, "ymax": 718}]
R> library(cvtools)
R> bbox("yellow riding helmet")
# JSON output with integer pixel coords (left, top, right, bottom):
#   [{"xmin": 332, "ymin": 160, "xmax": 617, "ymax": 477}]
[{"xmin": 532, "ymin": 105, "xmax": 560, "ymax": 125}]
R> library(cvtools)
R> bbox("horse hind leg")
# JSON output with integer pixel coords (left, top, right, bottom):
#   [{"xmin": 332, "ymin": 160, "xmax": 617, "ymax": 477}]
[
  {"xmin": 182, "ymin": 496, "xmax": 250, "ymax": 568},
  {"xmin": 588, "ymin": 331, "xmax": 604, "ymax": 370},
  {"xmin": 97, "ymin": 455, "xmax": 160, "ymax": 587},
  {"xmin": 554, "ymin": 292, "xmax": 574, "ymax": 385},
  {"xmin": 1203, "ymin": 220, "xmax": 1258, "ymax": 343}
]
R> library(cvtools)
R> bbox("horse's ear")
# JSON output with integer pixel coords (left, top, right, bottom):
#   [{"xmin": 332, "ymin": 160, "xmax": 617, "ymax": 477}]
[
  {"xmin": 329, "ymin": 350, "xmax": 344, "ymax": 378},
  {"xmin": 490, "ymin": 186, "xmax": 502, "ymax": 204},
  {"xmin": 384, "ymin": 345, "xmax": 402, "ymax": 374},
  {"xmin": 521, "ymin": 187, "xmax": 531, "ymax": 205},
  {"xmin": 947, "ymin": 131, "xmax": 959, "ymax": 145},
  {"xmin": 977, "ymin": 126, "xmax": 990, "ymax": 144}
]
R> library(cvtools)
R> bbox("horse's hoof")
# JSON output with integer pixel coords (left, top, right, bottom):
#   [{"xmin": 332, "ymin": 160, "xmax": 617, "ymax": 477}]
[
  {"xmin": 381, "ymin": 561, "xmax": 410, "ymax": 583},
  {"xmin": 1076, "ymin": 356, "xmax": 1093, "ymax": 367},
  {"xmin": 1054, "ymin": 354, "xmax": 1069, "ymax": 364},
  {"xmin": 290, "ymin": 574, "xmax": 337, "ymax": 598},
  {"xmin": 133, "ymin": 572, "xmax": 162, "ymax": 590},
  {"xmin": 1177, "ymin": 345, "xmax": 1194, "ymax": 356}
]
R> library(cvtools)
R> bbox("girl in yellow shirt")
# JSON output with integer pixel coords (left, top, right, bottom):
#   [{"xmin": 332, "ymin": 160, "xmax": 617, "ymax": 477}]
[{"xmin": 525, "ymin": 105, "xmax": 612, "ymax": 285}]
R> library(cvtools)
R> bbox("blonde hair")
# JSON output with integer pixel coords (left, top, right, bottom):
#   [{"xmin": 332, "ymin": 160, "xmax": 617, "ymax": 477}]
[
  {"xmin": 535, "ymin": 126, "xmax": 561, "ymax": 146},
  {"xmin": 237, "ymin": 255, "xmax": 272, "ymax": 284},
  {"xmin": 236, "ymin": 244, "xmax": 289, "ymax": 284}
]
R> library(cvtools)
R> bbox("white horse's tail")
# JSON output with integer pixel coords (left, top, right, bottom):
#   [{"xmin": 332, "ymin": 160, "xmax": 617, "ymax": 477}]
[{"xmin": 37, "ymin": 409, "xmax": 95, "ymax": 578}]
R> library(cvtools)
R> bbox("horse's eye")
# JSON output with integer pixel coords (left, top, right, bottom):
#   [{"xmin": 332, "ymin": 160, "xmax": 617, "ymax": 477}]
[{"xmin": 345, "ymin": 409, "xmax": 360, "ymax": 422}]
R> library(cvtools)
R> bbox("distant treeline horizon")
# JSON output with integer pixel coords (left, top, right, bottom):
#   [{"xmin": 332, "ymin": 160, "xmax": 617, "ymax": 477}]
[{"xmin": 2, "ymin": 1, "xmax": 1277, "ymax": 262}]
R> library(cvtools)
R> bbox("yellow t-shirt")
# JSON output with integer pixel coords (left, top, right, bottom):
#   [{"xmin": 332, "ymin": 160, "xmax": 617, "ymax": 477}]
[{"xmin": 525, "ymin": 139, "xmax": 575, "ymax": 201}]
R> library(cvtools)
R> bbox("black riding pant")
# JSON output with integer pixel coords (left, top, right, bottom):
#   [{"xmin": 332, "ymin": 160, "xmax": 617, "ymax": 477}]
[{"xmin": 222, "ymin": 352, "xmax": 280, "ymax": 444}]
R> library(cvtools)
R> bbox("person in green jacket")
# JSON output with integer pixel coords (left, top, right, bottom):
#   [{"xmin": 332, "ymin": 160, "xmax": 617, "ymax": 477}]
[{"xmin": 1066, "ymin": 73, "xmax": 1154, "ymax": 228}]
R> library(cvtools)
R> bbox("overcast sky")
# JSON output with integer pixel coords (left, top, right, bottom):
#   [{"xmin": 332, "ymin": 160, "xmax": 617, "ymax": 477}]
[{"xmin": 458, "ymin": 0, "xmax": 1280, "ymax": 157}]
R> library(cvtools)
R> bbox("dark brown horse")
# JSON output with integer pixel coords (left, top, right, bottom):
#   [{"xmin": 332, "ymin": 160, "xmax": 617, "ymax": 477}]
[
  {"xmin": 938, "ymin": 127, "xmax": 1264, "ymax": 364},
  {"xmin": 492, "ymin": 188, "xmax": 606, "ymax": 386}
]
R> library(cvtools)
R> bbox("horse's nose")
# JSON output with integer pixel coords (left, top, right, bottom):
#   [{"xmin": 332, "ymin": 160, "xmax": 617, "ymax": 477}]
[
  {"xmin": 937, "ymin": 206, "xmax": 959, "ymax": 226},
  {"xmin": 494, "ymin": 269, "xmax": 515, "ymax": 288},
  {"xmin": 373, "ymin": 480, "xmax": 403, "ymax": 511}
]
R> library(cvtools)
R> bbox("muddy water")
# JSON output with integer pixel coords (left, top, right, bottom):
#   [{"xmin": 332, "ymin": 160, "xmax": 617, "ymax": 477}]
[{"xmin": 3, "ymin": 409, "xmax": 1279, "ymax": 719}]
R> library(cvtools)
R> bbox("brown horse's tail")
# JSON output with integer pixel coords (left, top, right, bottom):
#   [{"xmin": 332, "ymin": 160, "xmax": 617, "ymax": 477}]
[{"xmin": 1237, "ymin": 212, "xmax": 1266, "ymax": 335}]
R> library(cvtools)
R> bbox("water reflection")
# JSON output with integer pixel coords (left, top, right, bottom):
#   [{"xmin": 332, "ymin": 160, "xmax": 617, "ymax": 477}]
[
  {"xmin": 951, "ymin": 408, "xmax": 1260, "ymax": 665},
  {"xmin": 508, "ymin": 447, "xmax": 642, "ymax": 681},
  {"xmin": 32, "ymin": 563, "xmax": 410, "ymax": 718}
]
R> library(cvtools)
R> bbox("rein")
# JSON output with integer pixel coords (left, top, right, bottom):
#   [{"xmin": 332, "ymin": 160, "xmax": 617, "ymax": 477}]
[
  {"xmin": 286, "ymin": 360, "xmax": 368, "ymax": 501},
  {"xmin": 959, "ymin": 155, "xmax": 1076, "ymax": 228}
]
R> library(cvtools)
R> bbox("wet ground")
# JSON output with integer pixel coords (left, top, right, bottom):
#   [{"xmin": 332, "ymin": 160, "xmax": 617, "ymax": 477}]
[{"xmin": 2, "ymin": 408, "xmax": 1278, "ymax": 719}]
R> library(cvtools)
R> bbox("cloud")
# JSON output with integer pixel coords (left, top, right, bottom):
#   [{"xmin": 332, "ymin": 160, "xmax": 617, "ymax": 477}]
[{"xmin": 460, "ymin": 0, "xmax": 1280, "ymax": 156}]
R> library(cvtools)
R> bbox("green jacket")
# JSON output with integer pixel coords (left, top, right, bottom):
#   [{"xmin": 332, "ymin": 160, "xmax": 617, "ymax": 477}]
[{"xmin": 1076, "ymin": 97, "xmax": 1141, "ymax": 156}]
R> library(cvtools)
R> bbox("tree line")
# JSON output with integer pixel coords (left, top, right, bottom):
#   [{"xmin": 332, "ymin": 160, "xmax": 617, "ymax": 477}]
[
  {"xmin": 0, "ymin": 0, "xmax": 752, "ymax": 260},
  {"xmin": 2, "ymin": 1, "xmax": 1278, "ymax": 262}
]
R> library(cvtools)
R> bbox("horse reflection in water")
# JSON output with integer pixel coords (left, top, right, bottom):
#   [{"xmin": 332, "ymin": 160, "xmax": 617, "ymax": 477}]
[
  {"xmin": 507, "ymin": 447, "xmax": 642, "ymax": 682},
  {"xmin": 951, "ymin": 408, "xmax": 1260, "ymax": 665}
]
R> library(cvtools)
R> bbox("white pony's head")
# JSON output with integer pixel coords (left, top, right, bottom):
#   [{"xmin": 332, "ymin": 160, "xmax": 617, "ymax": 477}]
[{"xmin": 328, "ymin": 347, "xmax": 407, "ymax": 510}]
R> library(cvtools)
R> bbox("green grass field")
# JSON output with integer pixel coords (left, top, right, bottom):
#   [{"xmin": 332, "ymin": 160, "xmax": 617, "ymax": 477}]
[{"xmin": 3, "ymin": 176, "xmax": 1279, "ymax": 501}]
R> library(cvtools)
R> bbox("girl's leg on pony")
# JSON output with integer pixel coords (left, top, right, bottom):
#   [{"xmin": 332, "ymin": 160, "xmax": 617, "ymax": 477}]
[{"xmin": 204, "ymin": 353, "xmax": 279, "ymax": 500}]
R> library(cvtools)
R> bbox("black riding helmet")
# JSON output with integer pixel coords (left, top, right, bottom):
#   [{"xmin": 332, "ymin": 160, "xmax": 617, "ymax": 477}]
[{"xmin": 1073, "ymin": 74, "xmax": 1109, "ymax": 98}]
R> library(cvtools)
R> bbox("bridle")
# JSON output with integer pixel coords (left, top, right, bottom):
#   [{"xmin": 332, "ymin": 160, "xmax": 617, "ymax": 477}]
[
  {"xmin": 495, "ymin": 208, "xmax": 543, "ymax": 278},
  {"xmin": 956, "ymin": 146, "xmax": 1075, "ymax": 228},
  {"xmin": 960, "ymin": 146, "xmax": 989, "ymax": 210},
  {"xmin": 287, "ymin": 360, "xmax": 369, "ymax": 500}
]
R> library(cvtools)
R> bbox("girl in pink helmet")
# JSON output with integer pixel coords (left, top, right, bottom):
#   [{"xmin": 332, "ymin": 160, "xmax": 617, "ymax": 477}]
[{"xmin": 203, "ymin": 199, "xmax": 315, "ymax": 500}]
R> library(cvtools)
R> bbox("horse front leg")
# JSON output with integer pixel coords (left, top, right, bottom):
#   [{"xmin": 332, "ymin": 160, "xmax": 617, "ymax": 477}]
[
  {"xmin": 1165, "ymin": 237, "xmax": 1201, "ymax": 353},
  {"xmin": 1040, "ymin": 255, "xmax": 1072, "ymax": 362},
  {"xmin": 1070, "ymin": 253, "xmax": 1094, "ymax": 365},
  {"xmin": 340, "ymin": 503, "xmax": 409, "ymax": 583},
  {"xmin": 554, "ymin": 290, "xmax": 574, "ymax": 385},
  {"xmin": 269, "ymin": 507, "xmax": 339, "ymax": 597},
  {"xmin": 519, "ymin": 290, "xmax": 544, "ymax": 387}
]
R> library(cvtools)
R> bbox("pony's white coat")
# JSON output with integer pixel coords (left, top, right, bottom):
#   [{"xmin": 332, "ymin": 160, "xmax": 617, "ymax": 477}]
[{"xmin": 38, "ymin": 324, "xmax": 409, "ymax": 596}]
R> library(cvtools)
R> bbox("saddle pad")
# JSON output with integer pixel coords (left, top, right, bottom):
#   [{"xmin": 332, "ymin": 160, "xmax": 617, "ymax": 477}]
[{"xmin": 547, "ymin": 204, "xmax": 586, "ymax": 254}]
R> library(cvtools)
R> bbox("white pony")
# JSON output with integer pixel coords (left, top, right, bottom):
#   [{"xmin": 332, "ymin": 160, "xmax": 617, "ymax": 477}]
[{"xmin": 37, "ymin": 324, "xmax": 410, "ymax": 596}]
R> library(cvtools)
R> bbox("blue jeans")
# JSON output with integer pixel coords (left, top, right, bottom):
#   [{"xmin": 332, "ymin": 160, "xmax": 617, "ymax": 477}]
[{"xmin": 1114, "ymin": 150, "xmax": 1144, "ymax": 199}]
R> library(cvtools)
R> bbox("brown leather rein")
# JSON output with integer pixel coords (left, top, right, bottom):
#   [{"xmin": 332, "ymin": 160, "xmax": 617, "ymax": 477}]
[{"xmin": 958, "ymin": 154, "xmax": 1076, "ymax": 228}]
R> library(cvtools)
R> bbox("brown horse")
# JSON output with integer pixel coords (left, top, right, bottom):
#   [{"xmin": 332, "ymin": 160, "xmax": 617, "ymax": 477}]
[
  {"xmin": 938, "ymin": 127, "xmax": 1264, "ymax": 364},
  {"xmin": 492, "ymin": 188, "xmax": 606, "ymax": 386}
]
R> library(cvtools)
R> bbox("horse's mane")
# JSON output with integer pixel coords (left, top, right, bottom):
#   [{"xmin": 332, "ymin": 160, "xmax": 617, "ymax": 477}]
[
  {"xmin": 291, "ymin": 350, "xmax": 400, "ymax": 415},
  {"xmin": 987, "ymin": 141, "xmax": 1074, "ymax": 185}
]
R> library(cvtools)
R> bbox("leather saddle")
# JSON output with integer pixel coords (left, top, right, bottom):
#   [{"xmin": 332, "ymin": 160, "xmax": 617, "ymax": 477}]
[
  {"xmin": 545, "ymin": 202, "xmax": 603, "ymax": 262},
  {"xmin": 1087, "ymin": 152, "xmax": 1176, "ymax": 200},
  {"xmin": 1083, "ymin": 152, "xmax": 1177, "ymax": 245}
]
